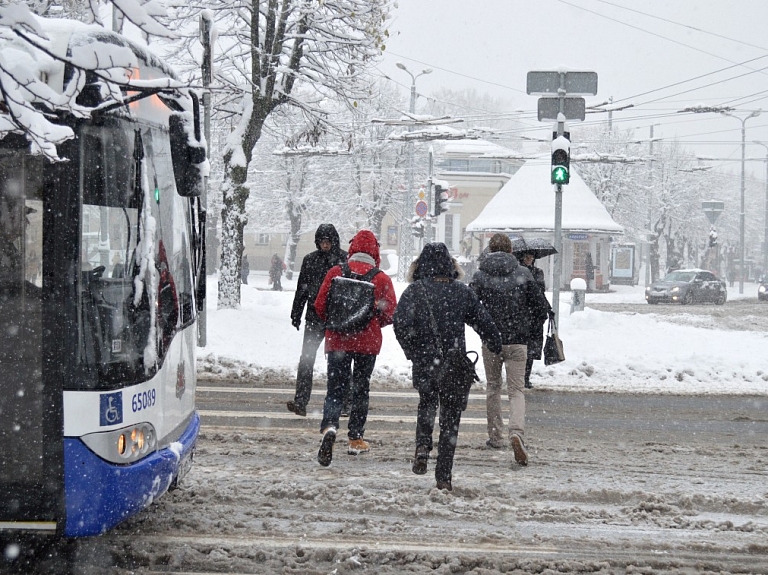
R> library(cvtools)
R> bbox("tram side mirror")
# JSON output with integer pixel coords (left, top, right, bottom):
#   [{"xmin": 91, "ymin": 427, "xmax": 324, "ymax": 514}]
[{"xmin": 169, "ymin": 113, "xmax": 205, "ymax": 198}]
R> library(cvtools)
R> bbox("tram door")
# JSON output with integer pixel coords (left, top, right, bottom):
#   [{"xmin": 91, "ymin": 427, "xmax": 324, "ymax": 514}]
[{"xmin": 0, "ymin": 149, "xmax": 61, "ymax": 534}]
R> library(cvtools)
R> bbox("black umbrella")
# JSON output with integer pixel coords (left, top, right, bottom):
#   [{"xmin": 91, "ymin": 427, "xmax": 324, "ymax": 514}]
[{"xmin": 511, "ymin": 237, "xmax": 558, "ymax": 259}]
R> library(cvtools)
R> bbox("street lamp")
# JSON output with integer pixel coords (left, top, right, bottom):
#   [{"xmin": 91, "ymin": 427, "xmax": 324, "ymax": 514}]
[
  {"xmin": 753, "ymin": 140, "xmax": 768, "ymax": 277},
  {"xmin": 395, "ymin": 62, "xmax": 432, "ymax": 281},
  {"xmin": 722, "ymin": 109, "xmax": 761, "ymax": 294}
]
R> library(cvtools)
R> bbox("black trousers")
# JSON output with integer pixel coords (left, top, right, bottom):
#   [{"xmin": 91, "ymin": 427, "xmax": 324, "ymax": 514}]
[
  {"xmin": 320, "ymin": 351, "xmax": 376, "ymax": 440},
  {"xmin": 293, "ymin": 321, "xmax": 326, "ymax": 409},
  {"xmin": 413, "ymin": 363, "xmax": 464, "ymax": 484}
]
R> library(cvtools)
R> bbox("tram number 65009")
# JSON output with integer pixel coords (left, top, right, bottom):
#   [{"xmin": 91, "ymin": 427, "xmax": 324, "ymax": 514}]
[{"xmin": 132, "ymin": 389, "xmax": 157, "ymax": 412}]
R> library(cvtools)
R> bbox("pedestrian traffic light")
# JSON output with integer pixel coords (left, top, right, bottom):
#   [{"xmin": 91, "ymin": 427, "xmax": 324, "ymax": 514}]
[
  {"xmin": 410, "ymin": 216, "xmax": 425, "ymax": 238},
  {"xmin": 434, "ymin": 184, "xmax": 450, "ymax": 215},
  {"xmin": 551, "ymin": 135, "xmax": 570, "ymax": 185}
]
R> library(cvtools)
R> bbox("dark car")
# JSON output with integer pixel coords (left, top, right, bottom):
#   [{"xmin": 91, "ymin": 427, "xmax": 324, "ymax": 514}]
[
  {"xmin": 759, "ymin": 275, "xmax": 767, "ymax": 302},
  {"xmin": 645, "ymin": 269, "xmax": 727, "ymax": 305}
]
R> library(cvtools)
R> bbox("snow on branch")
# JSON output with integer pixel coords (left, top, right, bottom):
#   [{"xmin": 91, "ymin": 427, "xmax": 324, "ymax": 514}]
[{"xmin": 0, "ymin": 2, "xmax": 180, "ymax": 160}]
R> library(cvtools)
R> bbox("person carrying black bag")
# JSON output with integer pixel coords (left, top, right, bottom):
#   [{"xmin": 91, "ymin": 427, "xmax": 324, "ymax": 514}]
[
  {"xmin": 470, "ymin": 234, "xmax": 550, "ymax": 466},
  {"xmin": 393, "ymin": 243, "xmax": 501, "ymax": 491}
]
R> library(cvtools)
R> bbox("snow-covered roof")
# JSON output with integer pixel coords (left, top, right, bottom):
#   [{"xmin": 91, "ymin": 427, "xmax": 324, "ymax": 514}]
[
  {"xmin": 466, "ymin": 160, "xmax": 624, "ymax": 235},
  {"xmin": 441, "ymin": 139, "xmax": 518, "ymax": 157}
]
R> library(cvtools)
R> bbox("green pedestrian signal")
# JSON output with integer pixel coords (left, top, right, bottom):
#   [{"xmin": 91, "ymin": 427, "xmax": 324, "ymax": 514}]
[
  {"xmin": 550, "ymin": 144, "xmax": 570, "ymax": 184},
  {"xmin": 551, "ymin": 165, "xmax": 569, "ymax": 184}
]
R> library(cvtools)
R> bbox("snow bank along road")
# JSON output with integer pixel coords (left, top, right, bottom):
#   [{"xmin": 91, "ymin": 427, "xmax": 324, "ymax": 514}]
[{"xmin": 60, "ymin": 381, "xmax": 768, "ymax": 575}]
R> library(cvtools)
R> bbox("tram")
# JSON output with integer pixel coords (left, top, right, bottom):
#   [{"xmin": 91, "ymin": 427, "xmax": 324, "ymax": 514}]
[{"xmin": 0, "ymin": 22, "xmax": 206, "ymax": 539}]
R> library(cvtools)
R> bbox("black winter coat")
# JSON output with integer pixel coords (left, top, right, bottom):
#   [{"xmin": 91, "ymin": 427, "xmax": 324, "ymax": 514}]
[
  {"xmin": 290, "ymin": 225, "xmax": 346, "ymax": 326},
  {"xmin": 523, "ymin": 262, "xmax": 550, "ymax": 359},
  {"xmin": 469, "ymin": 252, "xmax": 549, "ymax": 346},
  {"xmin": 394, "ymin": 277, "xmax": 501, "ymax": 364}
]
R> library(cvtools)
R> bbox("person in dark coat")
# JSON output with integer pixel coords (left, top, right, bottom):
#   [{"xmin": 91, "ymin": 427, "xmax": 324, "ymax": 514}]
[
  {"xmin": 287, "ymin": 224, "xmax": 347, "ymax": 417},
  {"xmin": 269, "ymin": 253, "xmax": 284, "ymax": 291},
  {"xmin": 314, "ymin": 230, "xmax": 397, "ymax": 466},
  {"xmin": 394, "ymin": 243, "xmax": 501, "ymax": 491},
  {"xmin": 471, "ymin": 234, "xmax": 549, "ymax": 465},
  {"xmin": 518, "ymin": 251, "xmax": 552, "ymax": 389}
]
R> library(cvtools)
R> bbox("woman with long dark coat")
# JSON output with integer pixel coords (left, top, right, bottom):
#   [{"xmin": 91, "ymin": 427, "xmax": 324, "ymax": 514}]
[
  {"xmin": 393, "ymin": 243, "xmax": 501, "ymax": 491},
  {"xmin": 519, "ymin": 251, "xmax": 552, "ymax": 389}
]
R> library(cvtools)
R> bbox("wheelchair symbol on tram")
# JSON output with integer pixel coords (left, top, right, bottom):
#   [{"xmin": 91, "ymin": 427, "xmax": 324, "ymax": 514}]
[{"xmin": 99, "ymin": 392, "xmax": 123, "ymax": 426}]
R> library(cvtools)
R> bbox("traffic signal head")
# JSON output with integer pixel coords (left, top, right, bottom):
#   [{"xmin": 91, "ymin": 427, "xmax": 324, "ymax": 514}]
[
  {"xmin": 551, "ymin": 149, "xmax": 570, "ymax": 184},
  {"xmin": 551, "ymin": 134, "xmax": 571, "ymax": 185},
  {"xmin": 434, "ymin": 185, "xmax": 450, "ymax": 215}
]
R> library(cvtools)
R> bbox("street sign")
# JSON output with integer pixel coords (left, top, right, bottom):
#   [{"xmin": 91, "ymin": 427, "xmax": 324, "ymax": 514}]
[
  {"xmin": 415, "ymin": 200, "xmax": 428, "ymax": 218},
  {"xmin": 538, "ymin": 97, "xmax": 585, "ymax": 121},
  {"xmin": 527, "ymin": 71, "xmax": 598, "ymax": 95},
  {"xmin": 702, "ymin": 200, "xmax": 725, "ymax": 225}
]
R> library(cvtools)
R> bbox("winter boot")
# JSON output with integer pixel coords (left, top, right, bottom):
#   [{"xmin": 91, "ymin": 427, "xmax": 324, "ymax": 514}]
[
  {"xmin": 511, "ymin": 433, "xmax": 528, "ymax": 466},
  {"xmin": 347, "ymin": 438, "xmax": 370, "ymax": 455},
  {"xmin": 317, "ymin": 427, "xmax": 336, "ymax": 467},
  {"xmin": 412, "ymin": 445, "xmax": 429, "ymax": 475}
]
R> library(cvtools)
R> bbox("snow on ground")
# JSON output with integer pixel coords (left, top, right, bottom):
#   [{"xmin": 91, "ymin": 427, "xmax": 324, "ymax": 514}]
[{"xmin": 199, "ymin": 272, "xmax": 768, "ymax": 395}]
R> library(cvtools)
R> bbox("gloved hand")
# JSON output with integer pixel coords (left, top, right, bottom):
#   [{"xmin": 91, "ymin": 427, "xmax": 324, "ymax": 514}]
[
  {"xmin": 548, "ymin": 309, "xmax": 556, "ymax": 320},
  {"xmin": 291, "ymin": 317, "xmax": 301, "ymax": 330},
  {"xmin": 488, "ymin": 341, "xmax": 502, "ymax": 355}
]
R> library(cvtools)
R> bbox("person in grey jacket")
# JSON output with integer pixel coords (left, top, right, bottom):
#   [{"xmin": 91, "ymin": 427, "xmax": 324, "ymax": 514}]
[
  {"xmin": 470, "ymin": 233, "xmax": 549, "ymax": 465},
  {"xmin": 394, "ymin": 243, "xmax": 501, "ymax": 491}
]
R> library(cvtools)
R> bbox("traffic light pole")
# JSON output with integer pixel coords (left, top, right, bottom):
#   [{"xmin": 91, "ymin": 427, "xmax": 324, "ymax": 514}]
[{"xmin": 551, "ymin": 115, "xmax": 566, "ymax": 327}]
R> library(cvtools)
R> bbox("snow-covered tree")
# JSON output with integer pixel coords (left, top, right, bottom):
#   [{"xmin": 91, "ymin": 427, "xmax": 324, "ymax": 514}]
[{"xmin": 166, "ymin": 0, "xmax": 392, "ymax": 308}]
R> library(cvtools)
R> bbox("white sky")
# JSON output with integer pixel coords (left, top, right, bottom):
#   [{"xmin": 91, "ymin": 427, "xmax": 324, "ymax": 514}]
[
  {"xmin": 200, "ymin": 274, "xmax": 768, "ymax": 396},
  {"xmin": 377, "ymin": 0, "xmax": 768, "ymax": 174}
]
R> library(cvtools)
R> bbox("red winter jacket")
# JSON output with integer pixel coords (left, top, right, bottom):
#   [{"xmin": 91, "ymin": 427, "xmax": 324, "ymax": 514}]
[{"xmin": 314, "ymin": 230, "xmax": 397, "ymax": 355}]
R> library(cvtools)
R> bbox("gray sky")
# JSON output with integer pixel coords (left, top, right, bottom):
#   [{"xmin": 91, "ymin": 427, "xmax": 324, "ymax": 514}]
[{"xmin": 377, "ymin": 0, "xmax": 768, "ymax": 173}]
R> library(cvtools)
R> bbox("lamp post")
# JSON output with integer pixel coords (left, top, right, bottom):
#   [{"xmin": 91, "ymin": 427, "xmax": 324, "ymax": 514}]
[
  {"xmin": 753, "ymin": 141, "xmax": 768, "ymax": 277},
  {"xmin": 722, "ymin": 110, "xmax": 761, "ymax": 294},
  {"xmin": 395, "ymin": 62, "xmax": 432, "ymax": 281}
]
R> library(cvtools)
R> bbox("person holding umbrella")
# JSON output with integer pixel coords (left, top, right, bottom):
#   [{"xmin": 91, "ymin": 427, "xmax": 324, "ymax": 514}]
[{"xmin": 512, "ymin": 238, "xmax": 556, "ymax": 389}]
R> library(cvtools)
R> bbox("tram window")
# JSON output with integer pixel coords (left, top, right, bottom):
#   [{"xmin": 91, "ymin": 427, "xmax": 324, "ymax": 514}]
[
  {"xmin": 0, "ymin": 151, "xmax": 45, "ymax": 481},
  {"xmin": 77, "ymin": 125, "xmax": 144, "ymax": 387}
]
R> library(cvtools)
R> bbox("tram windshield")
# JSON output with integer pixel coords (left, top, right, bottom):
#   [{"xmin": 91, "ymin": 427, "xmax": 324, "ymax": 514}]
[
  {"xmin": 76, "ymin": 124, "xmax": 144, "ymax": 387},
  {"xmin": 0, "ymin": 149, "xmax": 44, "ymax": 483}
]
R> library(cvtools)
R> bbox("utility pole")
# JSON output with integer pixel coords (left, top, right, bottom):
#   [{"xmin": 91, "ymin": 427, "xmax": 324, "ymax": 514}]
[
  {"xmin": 198, "ymin": 12, "xmax": 213, "ymax": 346},
  {"xmin": 754, "ymin": 141, "xmax": 768, "ymax": 276},
  {"xmin": 645, "ymin": 124, "xmax": 657, "ymax": 287},
  {"xmin": 681, "ymin": 106, "xmax": 760, "ymax": 294},
  {"xmin": 395, "ymin": 63, "xmax": 431, "ymax": 281}
]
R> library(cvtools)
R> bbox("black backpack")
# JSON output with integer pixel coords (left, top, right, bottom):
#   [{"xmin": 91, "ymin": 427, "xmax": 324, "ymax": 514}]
[{"xmin": 325, "ymin": 263, "xmax": 381, "ymax": 334}]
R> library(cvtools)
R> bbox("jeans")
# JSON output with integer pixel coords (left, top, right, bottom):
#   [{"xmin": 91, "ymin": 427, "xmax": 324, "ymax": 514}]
[
  {"xmin": 482, "ymin": 343, "xmax": 527, "ymax": 442},
  {"xmin": 320, "ymin": 351, "xmax": 376, "ymax": 440},
  {"xmin": 413, "ymin": 362, "xmax": 465, "ymax": 484},
  {"xmin": 293, "ymin": 321, "xmax": 326, "ymax": 409}
]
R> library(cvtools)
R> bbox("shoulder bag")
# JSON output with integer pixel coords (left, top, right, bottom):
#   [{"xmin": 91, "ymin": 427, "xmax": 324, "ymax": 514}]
[
  {"xmin": 543, "ymin": 316, "xmax": 565, "ymax": 365},
  {"xmin": 418, "ymin": 281, "xmax": 480, "ymax": 410}
]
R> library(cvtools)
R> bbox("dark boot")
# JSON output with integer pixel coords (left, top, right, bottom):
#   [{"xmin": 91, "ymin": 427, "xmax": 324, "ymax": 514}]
[
  {"xmin": 412, "ymin": 445, "xmax": 429, "ymax": 475},
  {"xmin": 317, "ymin": 428, "xmax": 336, "ymax": 467},
  {"xmin": 436, "ymin": 480, "xmax": 452, "ymax": 491},
  {"xmin": 287, "ymin": 400, "xmax": 306, "ymax": 417}
]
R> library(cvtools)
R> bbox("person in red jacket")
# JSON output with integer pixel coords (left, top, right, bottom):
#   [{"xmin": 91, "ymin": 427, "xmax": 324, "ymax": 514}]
[{"xmin": 313, "ymin": 229, "xmax": 397, "ymax": 466}]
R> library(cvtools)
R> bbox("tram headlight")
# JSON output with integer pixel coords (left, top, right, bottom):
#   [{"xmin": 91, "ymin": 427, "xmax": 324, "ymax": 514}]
[{"xmin": 81, "ymin": 422, "xmax": 157, "ymax": 464}]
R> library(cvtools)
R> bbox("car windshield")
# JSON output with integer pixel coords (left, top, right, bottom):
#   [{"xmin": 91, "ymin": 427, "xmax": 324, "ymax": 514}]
[{"xmin": 663, "ymin": 271, "xmax": 696, "ymax": 282}]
